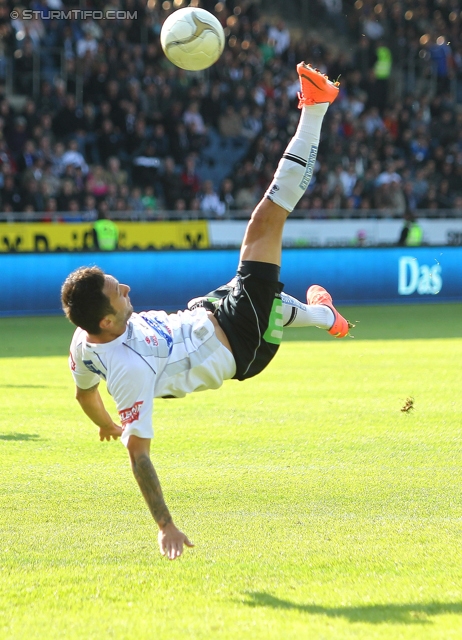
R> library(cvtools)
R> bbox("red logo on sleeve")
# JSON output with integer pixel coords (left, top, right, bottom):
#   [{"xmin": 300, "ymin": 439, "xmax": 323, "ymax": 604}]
[
  {"xmin": 69, "ymin": 351, "xmax": 76, "ymax": 371},
  {"xmin": 119, "ymin": 401, "xmax": 144, "ymax": 426}
]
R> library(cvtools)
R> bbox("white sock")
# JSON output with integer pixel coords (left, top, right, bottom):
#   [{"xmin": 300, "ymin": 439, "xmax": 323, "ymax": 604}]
[
  {"xmin": 281, "ymin": 292, "xmax": 335, "ymax": 330},
  {"xmin": 265, "ymin": 102, "xmax": 329, "ymax": 212}
]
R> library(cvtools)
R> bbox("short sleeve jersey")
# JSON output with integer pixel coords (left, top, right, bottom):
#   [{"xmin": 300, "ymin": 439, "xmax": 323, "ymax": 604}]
[{"xmin": 69, "ymin": 307, "xmax": 236, "ymax": 447}]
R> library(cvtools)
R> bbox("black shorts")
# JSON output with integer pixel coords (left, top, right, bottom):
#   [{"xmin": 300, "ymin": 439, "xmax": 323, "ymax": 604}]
[{"xmin": 212, "ymin": 262, "xmax": 284, "ymax": 381}]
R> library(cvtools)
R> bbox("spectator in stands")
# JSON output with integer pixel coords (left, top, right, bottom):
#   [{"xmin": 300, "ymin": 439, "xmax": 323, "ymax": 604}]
[
  {"xmin": 241, "ymin": 106, "xmax": 263, "ymax": 141},
  {"xmin": 21, "ymin": 180, "xmax": 45, "ymax": 211},
  {"xmin": 218, "ymin": 105, "xmax": 243, "ymax": 140},
  {"xmin": 97, "ymin": 119, "xmax": 121, "ymax": 166},
  {"xmin": 14, "ymin": 40, "xmax": 36, "ymax": 97},
  {"xmin": 83, "ymin": 195, "xmax": 98, "ymax": 221},
  {"xmin": 128, "ymin": 187, "xmax": 144, "ymax": 215},
  {"xmin": 180, "ymin": 155, "xmax": 201, "ymax": 207},
  {"xmin": 124, "ymin": 117, "xmax": 147, "ymax": 158},
  {"xmin": 40, "ymin": 160, "xmax": 61, "ymax": 197},
  {"xmin": 174, "ymin": 198, "xmax": 187, "ymax": 213},
  {"xmin": 6, "ymin": 116, "xmax": 28, "ymax": 157},
  {"xmin": 87, "ymin": 165, "xmax": 109, "ymax": 200},
  {"xmin": 104, "ymin": 183, "xmax": 119, "ymax": 212},
  {"xmin": 141, "ymin": 186, "xmax": 157, "ymax": 213},
  {"xmin": 58, "ymin": 179, "xmax": 81, "ymax": 212},
  {"xmin": 16, "ymin": 140, "xmax": 37, "ymax": 175},
  {"xmin": 42, "ymin": 196, "xmax": 58, "ymax": 219},
  {"xmin": 200, "ymin": 83, "xmax": 224, "ymax": 128},
  {"xmin": 105, "ymin": 156, "xmax": 128, "ymax": 188},
  {"xmin": 268, "ymin": 20, "xmax": 290, "ymax": 56},
  {"xmin": 132, "ymin": 142, "xmax": 162, "ymax": 188},
  {"xmin": 199, "ymin": 180, "xmax": 226, "ymax": 218},
  {"xmin": 151, "ymin": 124, "xmax": 170, "ymax": 159},
  {"xmin": 183, "ymin": 102, "xmax": 207, "ymax": 137},
  {"xmin": 53, "ymin": 94, "xmax": 84, "ymax": 139},
  {"xmin": 219, "ymin": 178, "xmax": 237, "ymax": 212},
  {"xmin": 1, "ymin": 174, "xmax": 22, "ymax": 212},
  {"xmin": 62, "ymin": 139, "xmax": 89, "ymax": 175},
  {"xmin": 77, "ymin": 31, "xmax": 98, "ymax": 60},
  {"xmin": 169, "ymin": 122, "xmax": 191, "ymax": 165},
  {"xmin": 160, "ymin": 157, "xmax": 183, "ymax": 210}
]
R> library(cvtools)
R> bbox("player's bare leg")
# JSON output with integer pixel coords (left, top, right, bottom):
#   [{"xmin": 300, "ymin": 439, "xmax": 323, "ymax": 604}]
[
  {"xmin": 239, "ymin": 64, "xmax": 340, "ymax": 268},
  {"xmin": 239, "ymin": 198, "xmax": 288, "ymax": 266}
]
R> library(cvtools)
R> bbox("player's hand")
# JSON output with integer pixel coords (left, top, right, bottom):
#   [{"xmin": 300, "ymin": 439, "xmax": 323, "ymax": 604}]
[
  {"xmin": 99, "ymin": 422, "xmax": 123, "ymax": 441},
  {"xmin": 158, "ymin": 522, "xmax": 194, "ymax": 560}
]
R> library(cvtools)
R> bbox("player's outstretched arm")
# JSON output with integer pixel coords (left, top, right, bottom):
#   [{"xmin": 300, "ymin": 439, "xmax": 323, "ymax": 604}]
[
  {"xmin": 127, "ymin": 435, "xmax": 194, "ymax": 560},
  {"xmin": 75, "ymin": 384, "xmax": 123, "ymax": 441}
]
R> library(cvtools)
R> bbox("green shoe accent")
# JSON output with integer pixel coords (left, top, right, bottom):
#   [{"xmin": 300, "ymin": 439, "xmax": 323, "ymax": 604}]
[{"xmin": 263, "ymin": 298, "xmax": 284, "ymax": 345}]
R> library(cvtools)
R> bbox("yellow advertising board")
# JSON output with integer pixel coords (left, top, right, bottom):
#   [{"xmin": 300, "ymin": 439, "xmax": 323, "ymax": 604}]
[{"xmin": 0, "ymin": 221, "xmax": 210, "ymax": 252}]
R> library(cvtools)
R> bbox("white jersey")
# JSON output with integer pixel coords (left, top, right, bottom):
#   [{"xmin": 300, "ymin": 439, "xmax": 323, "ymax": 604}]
[{"xmin": 69, "ymin": 307, "xmax": 236, "ymax": 447}]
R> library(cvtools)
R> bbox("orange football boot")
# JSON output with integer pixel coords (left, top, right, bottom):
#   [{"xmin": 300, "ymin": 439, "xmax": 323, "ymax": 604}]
[
  {"xmin": 296, "ymin": 62, "xmax": 340, "ymax": 107},
  {"xmin": 306, "ymin": 285, "xmax": 353, "ymax": 338}
]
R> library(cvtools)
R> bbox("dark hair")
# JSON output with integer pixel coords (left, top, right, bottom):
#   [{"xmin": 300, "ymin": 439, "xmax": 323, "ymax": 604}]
[{"xmin": 61, "ymin": 266, "xmax": 114, "ymax": 334}]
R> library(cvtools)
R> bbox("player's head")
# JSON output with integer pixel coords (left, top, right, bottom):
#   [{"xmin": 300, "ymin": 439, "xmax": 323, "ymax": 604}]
[{"xmin": 61, "ymin": 266, "xmax": 132, "ymax": 336}]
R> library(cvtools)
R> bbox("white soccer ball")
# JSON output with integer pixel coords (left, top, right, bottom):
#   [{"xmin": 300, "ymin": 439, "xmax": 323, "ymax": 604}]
[{"xmin": 160, "ymin": 7, "xmax": 225, "ymax": 72}]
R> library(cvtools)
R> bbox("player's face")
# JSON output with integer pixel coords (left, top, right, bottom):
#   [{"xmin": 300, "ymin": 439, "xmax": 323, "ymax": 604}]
[{"xmin": 103, "ymin": 275, "xmax": 133, "ymax": 331}]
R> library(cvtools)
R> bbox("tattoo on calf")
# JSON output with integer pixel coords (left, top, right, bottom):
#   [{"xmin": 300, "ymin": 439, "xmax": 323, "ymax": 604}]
[{"xmin": 133, "ymin": 454, "xmax": 173, "ymax": 528}]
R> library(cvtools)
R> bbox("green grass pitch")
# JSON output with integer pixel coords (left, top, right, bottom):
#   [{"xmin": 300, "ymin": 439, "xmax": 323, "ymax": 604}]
[{"xmin": 0, "ymin": 304, "xmax": 461, "ymax": 639}]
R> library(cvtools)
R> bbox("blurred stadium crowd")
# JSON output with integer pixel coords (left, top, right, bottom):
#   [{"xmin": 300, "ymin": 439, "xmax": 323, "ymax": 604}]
[{"xmin": 0, "ymin": 0, "xmax": 461, "ymax": 220}]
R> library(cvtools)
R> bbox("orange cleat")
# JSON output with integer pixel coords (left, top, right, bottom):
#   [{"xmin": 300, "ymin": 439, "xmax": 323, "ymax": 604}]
[
  {"xmin": 306, "ymin": 284, "xmax": 352, "ymax": 338},
  {"xmin": 296, "ymin": 62, "xmax": 340, "ymax": 108}
]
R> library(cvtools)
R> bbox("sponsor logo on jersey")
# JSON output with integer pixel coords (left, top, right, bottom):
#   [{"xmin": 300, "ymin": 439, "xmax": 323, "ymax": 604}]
[
  {"xmin": 83, "ymin": 359, "xmax": 106, "ymax": 380},
  {"xmin": 140, "ymin": 314, "xmax": 173, "ymax": 353},
  {"xmin": 119, "ymin": 401, "xmax": 144, "ymax": 426},
  {"xmin": 69, "ymin": 351, "xmax": 76, "ymax": 371}
]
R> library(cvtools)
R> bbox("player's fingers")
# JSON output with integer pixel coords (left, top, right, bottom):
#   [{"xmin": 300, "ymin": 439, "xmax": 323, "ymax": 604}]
[
  {"xmin": 167, "ymin": 541, "xmax": 180, "ymax": 560},
  {"xmin": 171, "ymin": 545, "xmax": 182, "ymax": 560},
  {"xmin": 184, "ymin": 537, "xmax": 194, "ymax": 547}
]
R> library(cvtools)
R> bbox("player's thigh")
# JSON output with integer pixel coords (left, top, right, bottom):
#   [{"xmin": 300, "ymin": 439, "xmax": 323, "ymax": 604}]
[{"xmin": 215, "ymin": 271, "xmax": 283, "ymax": 380}]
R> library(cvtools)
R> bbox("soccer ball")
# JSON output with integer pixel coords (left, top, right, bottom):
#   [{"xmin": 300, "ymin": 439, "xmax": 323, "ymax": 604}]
[{"xmin": 160, "ymin": 7, "xmax": 225, "ymax": 72}]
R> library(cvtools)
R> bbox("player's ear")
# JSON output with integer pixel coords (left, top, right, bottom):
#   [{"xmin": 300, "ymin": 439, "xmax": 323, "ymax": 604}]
[{"xmin": 99, "ymin": 314, "xmax": 113, "ymax": 331}]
